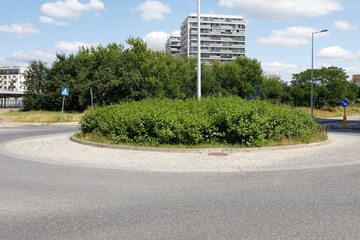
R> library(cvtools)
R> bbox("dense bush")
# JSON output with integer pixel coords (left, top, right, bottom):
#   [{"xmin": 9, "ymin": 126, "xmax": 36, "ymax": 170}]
[{"xmin": 80, "ymin": 97, "xmax": 320, "ymax": 147}]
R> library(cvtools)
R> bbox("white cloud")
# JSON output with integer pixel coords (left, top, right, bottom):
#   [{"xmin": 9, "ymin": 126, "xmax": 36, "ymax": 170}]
[
  {"xmin": 332, "ymin": 20, "xmax": 358, "ymax": 31},
  {"xmin": 262, "ymin": 62, "xmax": 298, "ymax": 72},
  {"xmin": 344, "ymin": 65, "xmax": 360, "ymax": 75},
  {"xmin": 0, "ymin": 23, "xmax": 40, "ymax": 38},
  {"xmin": 0, "ymin": 50, "xmax": 57, "ymax": 67},
  {"xmin": 41, "ymin": 0, "xmax": 105, "ymax": 19},
  {"xmin": 134, "ymin": 1, "xmax": 171, "ymax": 21},
  {"xmin": 218, "ymin": 0, "xmax": 343, "ymax": 21},
  {"xmin": 54, "ymin": 41, "xmax": 99, "ymax": 52},
  {"xmin": 316, "ymin": 46, "xmax": 359, "ymax": 61},
  {"xmin": 256, "ymin": 26, "xmax": 330, "ymax": 47},
  {"xmin": 262, "ymin": 61, "xmax": 306, "ymax": 81},
  {"xmin": 12, "ymin": 50, "xmax": 57, "ymax": 63},
  {"xmin": 39, "ymin": 16, "xmax": 69, "ymax": 26},
  {"xmin": 144, "ymin": 31, "xmax": 170, "ymax": 50}
]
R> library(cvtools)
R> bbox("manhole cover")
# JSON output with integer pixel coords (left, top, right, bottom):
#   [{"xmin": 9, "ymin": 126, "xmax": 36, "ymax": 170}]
[{"xmin": 208, "ymin": 152, "xmax": 229, "ymax": 156}]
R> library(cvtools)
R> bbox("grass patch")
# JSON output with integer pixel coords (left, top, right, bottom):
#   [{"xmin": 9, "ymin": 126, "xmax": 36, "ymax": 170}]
[
  {"xmin": 298, "ymin": 105, "xmax": 360, "ymax": 118},
  {"xmin": 0, "ymin": 110, "xmax": 84, "ymax": 123}
]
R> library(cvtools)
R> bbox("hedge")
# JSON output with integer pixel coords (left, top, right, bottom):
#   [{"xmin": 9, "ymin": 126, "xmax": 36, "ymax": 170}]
[{"xmin": 80, "ymin": 97, "xmax": 320, "ymax": 147}]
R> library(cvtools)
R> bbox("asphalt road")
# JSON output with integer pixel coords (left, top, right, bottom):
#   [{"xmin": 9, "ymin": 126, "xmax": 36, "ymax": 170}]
[{"xmin": 1, "ymin": 126, "xmax": 360, "ymax": 240}]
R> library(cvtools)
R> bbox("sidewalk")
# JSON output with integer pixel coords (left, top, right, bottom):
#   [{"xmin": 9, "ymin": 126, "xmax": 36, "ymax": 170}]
[
  {"xmin": 2, "ymin": 116, "xmax": 360, "ymax": 172},
  {"xmin": 3, "ymin": 130, "xmax": 360, "ymax": 173}
]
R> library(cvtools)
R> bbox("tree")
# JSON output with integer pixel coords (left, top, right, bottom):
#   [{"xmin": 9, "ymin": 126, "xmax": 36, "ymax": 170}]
[
  {"xmin": 23, "ymin": 61, "xmax": 49, "ymax": 110},
  {"xmin": 211, "ymin": 57, "xmax": 263, "ymax": 97},
  {"xmin": 290, "ymin": 66, "xmax": 357, "ymax": 108},
  {"xmin": 290, "ymin": 87, "xmax": 305, "ymax": 107},
  {"xmin": 261, "ymin": 74, "xmax": 283, "ymax": 102},
  {"xmin": 24, "ymin": 60, "xmax": 48, "ymax": 94}
]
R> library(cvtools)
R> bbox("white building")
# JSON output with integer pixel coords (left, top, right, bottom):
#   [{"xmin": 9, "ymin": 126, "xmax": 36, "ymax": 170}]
[
  {"xmin": 165, "ymin": 33, "xmax": 181, "ymax": 57},
  {"xmin": 0, "ymin": 66, "xmax": 27, "ymax": 91},
  {"xmin": 180, "ymin": 13, "xmax": 246, "ymax": 63}
]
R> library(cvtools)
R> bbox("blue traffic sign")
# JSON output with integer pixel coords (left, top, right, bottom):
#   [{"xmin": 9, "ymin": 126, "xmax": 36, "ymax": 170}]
[
  {"xmin": 341, "ymin": 99, "xmax": 349, "ymax": 108},
  {"xmin": 249, "ymin": 94, "xmax": 253, "ymax": 100},
  {"xmin": 61, "ymin": 88, "xmax": 69, "ymax": 96}
]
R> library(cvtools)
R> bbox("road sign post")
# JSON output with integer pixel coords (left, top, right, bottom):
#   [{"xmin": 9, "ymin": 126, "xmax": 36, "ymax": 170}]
[
  {"xmin": 61, "ymin": 88, "xmax": 69, "ymax": 124},
  {"xmin": 254, "ymin": 85, "xmax": 261, "ymax": 99},
  {"xmin": 340, "ymin": 99, "xmax": 349, "ymax": 128}
]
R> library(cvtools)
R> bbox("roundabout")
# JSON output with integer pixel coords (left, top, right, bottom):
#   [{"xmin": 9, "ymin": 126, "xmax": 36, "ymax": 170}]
[
  {"xmin": 1, "ymin": 125, "xmax": 360, "ymax": 239},
  {"xmin": 2, "ymin": 125, "xmax": 359, "ymax": 172}
]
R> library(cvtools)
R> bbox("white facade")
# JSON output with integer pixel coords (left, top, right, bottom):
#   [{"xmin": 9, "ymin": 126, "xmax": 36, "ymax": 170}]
[
  {"xmin": 165, "ymin": 33, "xmax": 181, "ymax": 57},
  {"xmin": 180, "ymin": 13, "xmax": 246, "ymax": 63},
  {"xmin": 0, "ymin": 66, "xmax": 27, "ymax": 91}
]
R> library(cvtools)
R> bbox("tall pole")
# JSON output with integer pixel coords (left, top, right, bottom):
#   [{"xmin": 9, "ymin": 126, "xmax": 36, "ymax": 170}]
[
  {"xmin": 61, "ymin": 95, "xmax": 65, "ymax": 124},
  {"xmin": 311, "ymin": 32, "xmax": 314, "ymax": 118},
  {"xmin": 197, "ymin": 0, "xmax": 201, "ymax": 100},
  {"xmin": 90, "ymin": 87, "xmax": 94, "ymax": 110},
  {"xmin": 311, "ymin": 29, "xmax": 328, "ymax": 118}
]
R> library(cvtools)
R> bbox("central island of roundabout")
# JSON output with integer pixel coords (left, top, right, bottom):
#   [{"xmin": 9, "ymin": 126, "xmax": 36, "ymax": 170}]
[{"xmin": 7, "ymin": 97, "xmax": 358, "ymax": 173}]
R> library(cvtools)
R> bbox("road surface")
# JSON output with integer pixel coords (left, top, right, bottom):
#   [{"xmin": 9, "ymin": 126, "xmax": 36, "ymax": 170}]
[{"xmin": 1, "ymin": 126, "xmax": 359, "ymax": 239}]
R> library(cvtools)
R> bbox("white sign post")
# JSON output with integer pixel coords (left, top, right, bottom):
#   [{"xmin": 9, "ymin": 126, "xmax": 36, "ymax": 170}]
[{"xmin": 61, "ymin": 88, "xmax": 69, "ymax": 124}]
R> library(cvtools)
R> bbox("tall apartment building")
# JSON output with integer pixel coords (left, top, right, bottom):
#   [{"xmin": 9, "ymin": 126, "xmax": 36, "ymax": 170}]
[
  {"xmin": 165, "ymin": 33, "xmax": 181, "ymax": 57},
  {"xmin": 0, "ymin": 66, "xmax": 27, "ymax": 91},
  {"xmin": 353, "ymin": 74, "xmax": 360, "ymax": 87},
  {"xmin": 180, "ymin": 13, "xmax": 246, "ymax": 63}
]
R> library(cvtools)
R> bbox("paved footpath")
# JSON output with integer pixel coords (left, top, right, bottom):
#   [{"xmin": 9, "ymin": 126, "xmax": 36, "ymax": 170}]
[{"xmin": 2, "ymin": 124, "xmax": 360, "ymax": 172}]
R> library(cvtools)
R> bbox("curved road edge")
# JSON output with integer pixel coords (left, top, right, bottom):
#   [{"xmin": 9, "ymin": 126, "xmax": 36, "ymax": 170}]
[{"xmin": 2, "ymin": 127, "xmax": 360, "ymax": 172}]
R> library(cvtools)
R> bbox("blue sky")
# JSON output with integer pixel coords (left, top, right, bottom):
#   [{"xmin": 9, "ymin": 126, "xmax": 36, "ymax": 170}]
[{"xmin": 1, "ymin": 0, "xmax": 359, "ymax": 81}]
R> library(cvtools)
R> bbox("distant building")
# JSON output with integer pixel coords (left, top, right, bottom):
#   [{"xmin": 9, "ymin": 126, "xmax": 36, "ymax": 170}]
[
  {"xmin": 165, "ymin": 33, "xmax": 181, "ymax": 57},
  {"xmin": 353, "ymin": 74, "xmax": 360, "ymax": 87},
  {"xmin": 0, "ymin": 66, "xmax": 27, "ymax": 91},
  {"xmin": 179, "ymin": 13, "xmax": 246, "ymax": 63}
]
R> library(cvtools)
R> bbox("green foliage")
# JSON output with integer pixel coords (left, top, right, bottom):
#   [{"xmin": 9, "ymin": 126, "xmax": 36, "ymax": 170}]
[
  {"xmin": 23, "ymin": 37, "xmax": 266, "ymax": 111},
  {"xmin": 23, "ymin": 36, "xmax": 356, "ymax": 111},
  {"xmin": 290, "ymin": 66, "xmax": 358, "ymax": 108},
  {"xmin": 23, "ymin": 61, "xmax": 49, "ymax": 111},
  {"xmin": 261, "ymin": 74, "xmax": 283, "ymax": 102},
  {"xmin": 80, "ymin": 97, "xmax": 320, "ymax": 147}
]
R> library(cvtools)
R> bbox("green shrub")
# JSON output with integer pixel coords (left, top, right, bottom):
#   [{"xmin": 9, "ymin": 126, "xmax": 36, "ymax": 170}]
[{"xmin": 80, "ymin": 97, "xmax": 320, "ymax": 147}]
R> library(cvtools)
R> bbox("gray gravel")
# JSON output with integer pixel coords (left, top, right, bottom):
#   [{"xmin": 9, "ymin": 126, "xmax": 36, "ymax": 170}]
[{"xmin": 3, "ymin": 130, "xmax": 360, "ymax": 172}]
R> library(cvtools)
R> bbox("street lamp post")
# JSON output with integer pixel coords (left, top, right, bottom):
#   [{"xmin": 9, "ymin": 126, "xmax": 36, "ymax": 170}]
[
  {"xmin": 311, "ymin": 29, "xmax": 328, "ymax": 118},
  {"xmin": 197, "ymin": 0, "xmax": 201, "ymax": 100}
]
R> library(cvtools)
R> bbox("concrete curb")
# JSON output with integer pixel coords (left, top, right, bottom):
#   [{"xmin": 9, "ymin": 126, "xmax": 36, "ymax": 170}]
[
  {"xmin": 70, "ymin": 135, "xmax": 332, "ymax": 154},
  {"xmin": 0, "ymin": 121, "xmax": 80, "ymax": 127}
]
